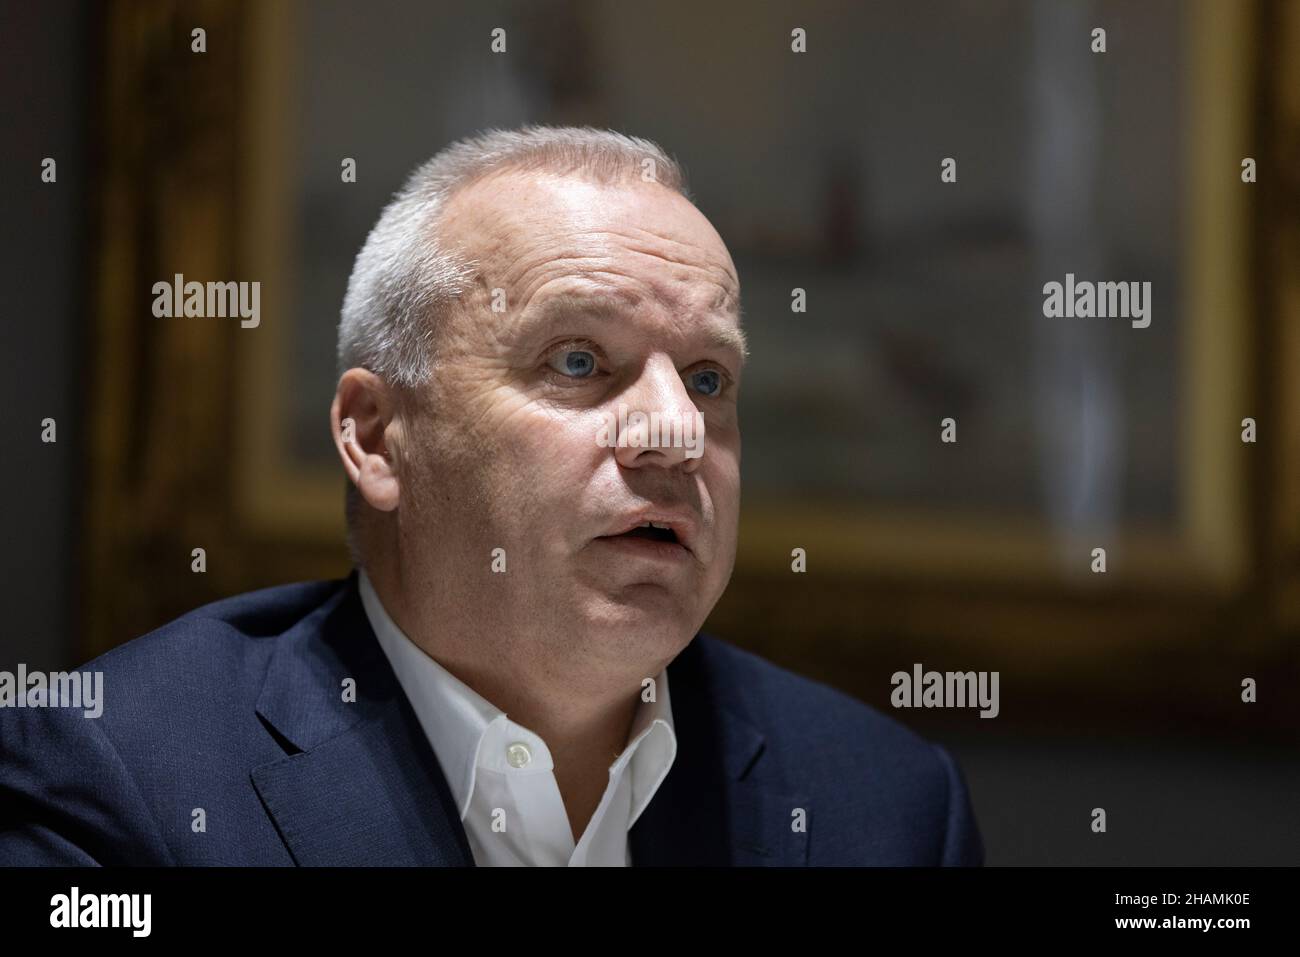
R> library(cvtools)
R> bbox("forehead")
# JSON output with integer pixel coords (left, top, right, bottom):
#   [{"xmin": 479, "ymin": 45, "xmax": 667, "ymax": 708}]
[{"xmin": 438, "ymin": 169, "xmax": 741, "ymax": 321}]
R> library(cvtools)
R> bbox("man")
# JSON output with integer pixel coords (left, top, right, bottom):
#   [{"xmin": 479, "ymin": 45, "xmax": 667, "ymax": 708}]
[{"xmin": 0, "ymin": 127, "xmax": 982, "ymax": 866}]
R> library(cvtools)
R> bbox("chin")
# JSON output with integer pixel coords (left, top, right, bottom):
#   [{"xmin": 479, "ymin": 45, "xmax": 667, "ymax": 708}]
[{"xmin": 579, "ymin": 587, "xmax": 702, "ymax": 646}]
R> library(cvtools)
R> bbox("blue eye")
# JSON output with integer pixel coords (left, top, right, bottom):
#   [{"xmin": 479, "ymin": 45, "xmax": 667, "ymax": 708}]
[
  {"xmin": 690, "ymin": 369, "xmax": 723, "ymax": 396},
  {"xmin": 549, "ymin": 349, "xmax": 597, "ymax": 378}
]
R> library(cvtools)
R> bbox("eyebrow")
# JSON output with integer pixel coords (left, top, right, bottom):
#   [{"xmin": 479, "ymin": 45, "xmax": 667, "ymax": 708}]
[{"xmin": 520, "ymin": 290, "xmax": 748, "ymax": 364}]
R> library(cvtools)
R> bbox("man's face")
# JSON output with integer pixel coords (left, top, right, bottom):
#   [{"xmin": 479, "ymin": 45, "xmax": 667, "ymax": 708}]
[{"xmin": 399, "ymin": 169, "xmax": 744, "ymax": 673}]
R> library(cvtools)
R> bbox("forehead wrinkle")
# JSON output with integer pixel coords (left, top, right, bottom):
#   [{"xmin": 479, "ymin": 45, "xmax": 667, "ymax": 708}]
[
  {"xmin": 492, "ymin": 217, "xmax": 737, "ymax": 293},
  {"xmin": 587, "ymin": 230, "xmax": 740, "ymax": 303},
  {"xmin": 513, "ymin": 282, "xmax": 747, "ymax": 367},
  {"xmin": 496, "ymin": 281, "xmax": 631, "ymax": 351},
  {"xmin": 524, "ymin": 286, "xmax": 637, "ymax": 330}
]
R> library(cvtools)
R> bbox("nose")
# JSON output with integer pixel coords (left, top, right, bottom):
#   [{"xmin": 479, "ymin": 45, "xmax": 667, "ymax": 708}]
[{"xmin": 611, "ymin": 354, "xmax": 705, "ymax": 472}]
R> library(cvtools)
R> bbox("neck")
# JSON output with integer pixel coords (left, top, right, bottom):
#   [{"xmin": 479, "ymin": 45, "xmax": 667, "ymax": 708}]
[{"xmin": 362, "ymin": 560, "xmax": 652, "ymax": 841}]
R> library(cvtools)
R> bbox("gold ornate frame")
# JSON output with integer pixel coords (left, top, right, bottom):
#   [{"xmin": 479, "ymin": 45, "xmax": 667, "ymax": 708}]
[{"xmin": 83, "ymin": 1, "xmax": 1298, "ymax": 733}]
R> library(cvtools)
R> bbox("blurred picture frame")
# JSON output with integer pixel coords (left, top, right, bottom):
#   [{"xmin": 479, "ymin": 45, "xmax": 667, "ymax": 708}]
[{"xmin": 83, "ymin": 0, "xmax": 1298, "ymax": 726}]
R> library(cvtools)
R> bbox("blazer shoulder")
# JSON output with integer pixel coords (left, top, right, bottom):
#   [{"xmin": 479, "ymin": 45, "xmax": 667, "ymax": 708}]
[
  {"xmin": 0, "ymin": 579, "xmax": 348, "ymax": 865},
  {"xmin": 85, "ymin": 577, "xmax": 348, "ymax": 681},
  {"xmin": 49, "ymin": 577, "xmax": 354, "ymax": 761}
]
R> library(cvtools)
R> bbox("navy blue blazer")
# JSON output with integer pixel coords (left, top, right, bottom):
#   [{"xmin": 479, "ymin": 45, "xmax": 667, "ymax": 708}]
[{"xmin": 0, "ymin": 572, "xmax": 983, "ymax": 866}]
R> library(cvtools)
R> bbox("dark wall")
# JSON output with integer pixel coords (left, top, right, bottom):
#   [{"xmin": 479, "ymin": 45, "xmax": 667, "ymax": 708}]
[{"xmin": 0, "ymin": 0, "xmax": 88, "ymax": 671}]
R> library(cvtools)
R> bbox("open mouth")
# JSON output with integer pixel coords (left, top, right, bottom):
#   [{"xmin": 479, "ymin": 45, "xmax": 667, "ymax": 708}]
[
  {"xmin": 609, "ymin": 522, "xmax": 680, "ymax": 545},
  {"xmin": 593, "ymin": 514, "xmax": 696, "ymax": 563}
]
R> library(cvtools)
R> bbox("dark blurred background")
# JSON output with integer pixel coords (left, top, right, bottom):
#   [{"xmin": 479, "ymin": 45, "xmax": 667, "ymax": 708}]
[{"xmin": 2, "ymin": 0, "xmax": 1297, "ymax": 864}]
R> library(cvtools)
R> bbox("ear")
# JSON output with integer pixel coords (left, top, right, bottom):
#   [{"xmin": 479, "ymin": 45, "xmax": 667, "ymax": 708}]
[{"xmin": 331, "ymin": 369, "xmax": 403, "ymax": 512}]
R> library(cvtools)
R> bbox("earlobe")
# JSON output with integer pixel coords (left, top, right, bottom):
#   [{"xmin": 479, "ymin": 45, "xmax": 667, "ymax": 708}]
[
  {"xmin": 331, "ymin": 370, "xmax": 403, "ymax": 513},
  {"xmin": 356, "ymin": 447, "xmax": 401, "ymax": 512}
]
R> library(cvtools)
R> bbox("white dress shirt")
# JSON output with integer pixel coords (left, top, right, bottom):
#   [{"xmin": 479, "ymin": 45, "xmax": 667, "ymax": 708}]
[{"xmin": 358, "ymin": 570, "xmax": 677, "ymax": 867}]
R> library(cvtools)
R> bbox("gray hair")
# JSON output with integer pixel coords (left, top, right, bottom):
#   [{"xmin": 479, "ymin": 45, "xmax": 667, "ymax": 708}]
[
  {"xmin": 337, "ymin": 125, "xmax": 689, "ymax": 389},
  {"xmin": 338, "ymin": 126, "xmax": 689, "ymax": 565}
]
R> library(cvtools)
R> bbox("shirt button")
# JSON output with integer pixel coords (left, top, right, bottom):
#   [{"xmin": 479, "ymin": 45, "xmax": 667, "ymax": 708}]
[{"xmin": 506, "ymin": 742, "xmax": 532, "ymax": 768}]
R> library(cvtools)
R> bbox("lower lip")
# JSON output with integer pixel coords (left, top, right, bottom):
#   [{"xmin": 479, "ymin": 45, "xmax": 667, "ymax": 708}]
[{"xmin": 592, "ymin": 535, "xmax": 693, "ymax": 563}]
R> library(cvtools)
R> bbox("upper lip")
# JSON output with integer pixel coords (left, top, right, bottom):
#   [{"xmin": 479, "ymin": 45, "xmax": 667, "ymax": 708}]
[{"xmin": 598, "ymin": 506, "xmax": 700, "ymax": 555}]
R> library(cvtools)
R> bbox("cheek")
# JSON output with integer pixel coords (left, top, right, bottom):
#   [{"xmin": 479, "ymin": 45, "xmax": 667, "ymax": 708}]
[
  {"xmin": 489, "ymin": 407, "xmax": 607, "ymax": 515},
  {"xmin": 703, "ymin": 432, "xmax": 742, "ymax": 504},
  {"xmin": 508, "ymin": 406, "xmax": 606, "ymax": 471},
  {"xmin": 702, "ymin": 446, "xmax": 742, "ymax": 558}
]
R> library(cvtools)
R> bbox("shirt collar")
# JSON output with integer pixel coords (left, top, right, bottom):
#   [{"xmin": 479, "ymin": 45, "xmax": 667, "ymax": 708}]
[{"xmin": 358, "ymin": 569, "xmax": 676, "ymax": 826}]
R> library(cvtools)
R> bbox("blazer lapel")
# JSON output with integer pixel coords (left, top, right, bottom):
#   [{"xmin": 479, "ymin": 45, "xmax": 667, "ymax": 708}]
[
  {"xmin": 250, "ymin": 572, "xmax": 474, "ymax": 866},
  {"xmin": 630, "ymin": 638, "xmax": 810, "ymax": 866},
  {"xmin": 247, "ymin": 575, "xmax": 805, "ymax": 866}
]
